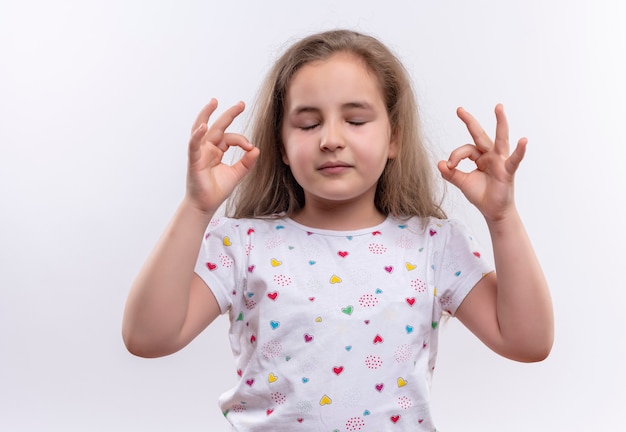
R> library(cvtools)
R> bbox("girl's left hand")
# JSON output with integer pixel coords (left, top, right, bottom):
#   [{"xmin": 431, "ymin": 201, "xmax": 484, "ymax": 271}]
[{"xmin": 437, "ymin": 104, "xmax": 527, "ymax": 223}]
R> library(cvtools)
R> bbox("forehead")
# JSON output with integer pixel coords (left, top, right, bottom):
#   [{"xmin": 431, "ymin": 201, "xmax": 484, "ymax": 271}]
[{"xmin": 284, "ymin": 52, "xmax": 385, "ymax": 110}]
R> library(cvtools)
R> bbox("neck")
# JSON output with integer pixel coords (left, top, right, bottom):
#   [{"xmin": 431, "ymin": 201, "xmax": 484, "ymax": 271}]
[{"xmin": 291, "ymin": 201, "xmax": 387, "ymax": 230}]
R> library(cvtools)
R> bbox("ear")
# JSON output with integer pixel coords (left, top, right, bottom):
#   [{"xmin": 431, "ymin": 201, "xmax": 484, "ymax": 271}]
[{"xmin": 388, "ymin": 132, "xmax": 399, "ymax": 159}]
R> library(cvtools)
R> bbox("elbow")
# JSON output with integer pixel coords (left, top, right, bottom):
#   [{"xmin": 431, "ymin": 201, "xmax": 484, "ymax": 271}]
[
  {"xmin": 122, "ymin": 326, "xmax": 180, "ymax": 359},
  {"xmin": 122, "ymin": 312, "xmax": 162, "ymax": 358},
  {"xmin": 528, "ymin": 328, "xmax": 555, "ymax": 362},
  {"xmin": 530, "ymin": 339, "xmax": 554, "ymax": 362},
  {"xmin": 508, "ymin": 336, "xmax": 554, "ymax": 363},
  {"xmin": 123, "ymin": 335, "xmax": 164, "ymax": 358},
  {"xmin": 123, "ymin": 339, "xmax": 145, "ymax": 358},
  {"xmin": 122, "ymin": 325, "xmax": 161, "ymax": 359},
  {"xmin": 517, "ymin": 346, "xmax": 551, "ymax": 363},
  {"xmin": 501, "ymin": 319, "xmax": 555, "ymax": 363},
  {"xmin": 122, "ymin": 329, "xmax": 148, "ymax": 358}
]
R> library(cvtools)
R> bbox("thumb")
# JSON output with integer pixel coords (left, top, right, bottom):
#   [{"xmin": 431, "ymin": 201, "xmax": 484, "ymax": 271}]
[
  {"xmin": 437, "ymin": 160, "xmax": 466, "ymax": 190},
  {"xmin": 230, "ymin": 146, "xmax": 260, "ymax": 181}
]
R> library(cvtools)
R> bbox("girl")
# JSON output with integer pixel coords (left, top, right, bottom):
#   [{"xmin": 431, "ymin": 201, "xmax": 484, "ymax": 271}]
[{"xmin": 123, "ymin": 30, "xmax": 553, "ymax": 431}]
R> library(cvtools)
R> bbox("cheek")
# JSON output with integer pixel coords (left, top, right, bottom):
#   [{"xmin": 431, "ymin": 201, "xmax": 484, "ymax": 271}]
[
  {"xmin": 282, "ymin": 144, "xmax": 305, "ymax": 169},
  {"xmin": 281, "ymin": 131, "xmax": 309, "ymax": 167},
  {"xmin": 281, "ymin": 137, "xmax": 297, "ymax": 166}
]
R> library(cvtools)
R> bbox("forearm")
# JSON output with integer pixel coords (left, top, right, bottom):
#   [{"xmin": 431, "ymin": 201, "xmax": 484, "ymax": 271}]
[
  {"xmin": 487, "ymin": 210, "xmax": 554, "ymax": 359},
  {"xmin": 122, "ymin": 199, "xmax": 214, "ymax": 353}
]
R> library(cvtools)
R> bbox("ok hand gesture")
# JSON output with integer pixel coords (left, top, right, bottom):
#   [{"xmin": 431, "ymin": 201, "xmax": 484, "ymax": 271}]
[
  {"xmin": 438, "ymin": 104, "xmax": 527, "ymax": 223},
  {"xmin": 186, "ymin": 99, "xmax": 260, "ymax": 214}
]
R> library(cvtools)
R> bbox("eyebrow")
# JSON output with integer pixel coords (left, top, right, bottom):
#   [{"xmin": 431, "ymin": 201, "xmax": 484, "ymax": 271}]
[{"xmin": 290, "ymin": 101, "xmax": 375, "ymax": 115}]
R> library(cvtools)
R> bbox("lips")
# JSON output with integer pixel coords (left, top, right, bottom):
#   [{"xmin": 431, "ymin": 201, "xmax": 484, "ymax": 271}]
[{"xmin": 318, "ymin": 160, "xmax": 352, "ymax": 173}]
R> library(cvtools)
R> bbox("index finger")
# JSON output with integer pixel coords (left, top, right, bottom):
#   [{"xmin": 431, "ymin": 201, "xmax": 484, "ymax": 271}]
[
  {"xmin": 204, "ymin": 101, "xmax": 246, "ymax": 145},
  {"xmin": 191, "ymin": 98, "xmax": 218, "ymax": 133},
  {"xmin": 457, "ymin": 107, "xmax": 494, "ymax": 153}
]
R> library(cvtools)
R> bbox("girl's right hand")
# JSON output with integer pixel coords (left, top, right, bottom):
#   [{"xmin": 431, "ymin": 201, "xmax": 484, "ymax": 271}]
[{"xmin": 185, "ymin": 99, "xmax": 260, "ymax": 214}]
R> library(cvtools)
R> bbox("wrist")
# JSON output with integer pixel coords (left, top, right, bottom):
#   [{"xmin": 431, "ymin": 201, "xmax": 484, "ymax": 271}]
[
  {"xmin": 484, "ymin": 207, "xmax": 522, "ymax": 235},
  {"xmin": 179, "ymin": 196, "xmax": 217, "ymax": 225}
]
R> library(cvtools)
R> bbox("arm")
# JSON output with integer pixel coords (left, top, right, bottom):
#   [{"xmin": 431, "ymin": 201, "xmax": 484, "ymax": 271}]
[
  {"xmin": 122, "ymin": 100, "xmax": 259, "ymax": 358},
  {"xmin": 438, "ymin": 104, "xmax": 553, "ymax": 362}
]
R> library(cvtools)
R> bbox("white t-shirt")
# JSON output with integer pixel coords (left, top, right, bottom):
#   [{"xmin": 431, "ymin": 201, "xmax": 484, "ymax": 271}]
[{"xmin": 195, "ymin": 215, "xmax": 492, "ymax": 431}]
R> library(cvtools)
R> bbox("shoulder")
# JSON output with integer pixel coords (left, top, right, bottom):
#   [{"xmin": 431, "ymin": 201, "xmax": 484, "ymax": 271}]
[
  {"xmin": 206, "ymin": 215, "xmax": 286, "ymax": 235},
  {"xmin": 385, "ymin": 215, "xmax": 462, "ymax": 238},
  {"xmin": 394, "ymin": 216, "xmax": 484, "ymax": 258},
  {"xmin": 421, "ymin": 217, "xmax": 476, "ymax": 240}
]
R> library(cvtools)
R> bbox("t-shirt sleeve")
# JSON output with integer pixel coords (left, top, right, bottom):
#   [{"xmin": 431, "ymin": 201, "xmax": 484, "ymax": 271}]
[
  {"xmin": 431, "ymin": 219, "xmax": 494, "ymax": 317},
  {"xmin": 194, "ymin": 217, "xmax": 245, "ymax": 314}
]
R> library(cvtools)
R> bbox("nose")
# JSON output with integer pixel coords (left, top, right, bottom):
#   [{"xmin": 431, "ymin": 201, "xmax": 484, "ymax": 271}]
[{"xmin": 320, "ymin": 120, "xmax": 344, "ymax": 151}]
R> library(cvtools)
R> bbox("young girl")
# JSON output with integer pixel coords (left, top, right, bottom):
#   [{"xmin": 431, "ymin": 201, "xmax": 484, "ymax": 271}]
[{"xmin": 123, "ymin": 29, "xmax": 553, "ymax": 431}]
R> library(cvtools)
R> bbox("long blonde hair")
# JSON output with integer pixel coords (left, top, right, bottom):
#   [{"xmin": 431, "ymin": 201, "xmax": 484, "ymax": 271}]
[{"xmin": 227, "ymin": 29, "xmax": 446, "ymax": 220}]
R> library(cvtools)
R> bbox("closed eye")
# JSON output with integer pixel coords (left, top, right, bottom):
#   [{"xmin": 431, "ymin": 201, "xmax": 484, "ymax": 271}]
[
  {"xmin": 300, "ymin": 124, "xmax": 319, "ymax": 131},
  {"xmin": 347, "ymin": 120, "xmax": 366, "ymax": 126}
]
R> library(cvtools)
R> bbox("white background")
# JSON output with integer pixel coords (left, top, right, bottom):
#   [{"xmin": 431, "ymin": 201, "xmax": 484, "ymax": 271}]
[{"xmin": 1, "ymin": 0, "xmax": 625, "ymax": 430}]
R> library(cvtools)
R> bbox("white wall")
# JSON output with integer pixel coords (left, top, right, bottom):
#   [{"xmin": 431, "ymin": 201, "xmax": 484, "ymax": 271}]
[{"xmin": 1, "ymin": 0, "xmax": 625, "ymax": 430}]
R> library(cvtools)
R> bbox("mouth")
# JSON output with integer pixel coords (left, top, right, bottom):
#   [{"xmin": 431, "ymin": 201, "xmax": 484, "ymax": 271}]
[
  {"xmin": 318, "ymin": 161, "xmax": 352, "ymax": 170},
  {"xmin": 317, "ymin": 161, "xmax": 353, "ymax": 175}
]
